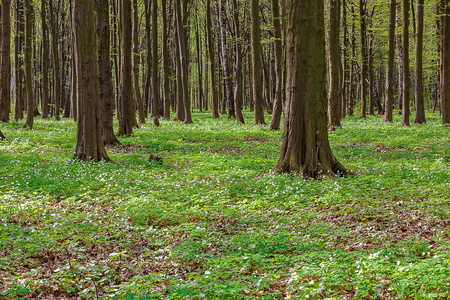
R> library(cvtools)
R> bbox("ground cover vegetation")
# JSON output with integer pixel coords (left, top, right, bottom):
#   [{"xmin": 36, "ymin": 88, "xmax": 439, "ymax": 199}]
[{"xmin": 1, "ymin": 111, "xmax": 450, "ymax": 299}]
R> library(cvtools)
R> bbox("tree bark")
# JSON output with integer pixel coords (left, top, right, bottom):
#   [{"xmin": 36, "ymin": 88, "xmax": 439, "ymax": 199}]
[
  {"xmin": 269, "ymin": 0, "xmax": 283, "ymax": 130},
  {"xmin": 327, "ymin": 0, "xmax": 341, "ymax": 128},
  {"xmin": 396, "ymin": 2, "xmax": 404, "ymax": 112},
  {"xmin": 23, "ymin": 0, "xmax": 34, "ymax": 129},
  {"xmin": 206, "ymin": 0, "xmax": 219, "ymax": 119},
  {"xmin": 0, "ymin": 0, "xmax": 11, "ymax": 123},
  {"xmin": 232, "ymin": 0, "xmax": 245, "ymax": 124},
  {"xmin": 133, "ymin": 0, "xmax": 145, "ymax": 124},
  {"xmin": 385, "ymin": 0, "xmax": 396, "ymax": 122},
  {"xmin": 96, "ymin": 0, "xmax": 119, "ymax": 145},
  {"xmin": 442, "ymin": 0, "xmax": 450, "ymax": 124},
  {"xmin": 251, "ymin": 0, "xmax": 265, "ymax": 125},
  {"xmin": 117, "ymin": 0, "xmax": 134, "ymax": 135},
  {"xmin": 41, "ymin": 0, "xmax": 50, "ymax": 119},
  {"xmin": 175, "ymin": 0, "xmax": 192, "ymax": 124},
  {"xmin": 49, "ymin": 0, "xmax": 61, "ymax": 120},
  {"xmin": 401, "ymin": 0, "xmax": 410, "ymax": 126},
  {"xmin": 274, "ymin": 0, "xmax": 347, "ymax": 178},
  {"xmin": 14, "ymin": 0, "xmax": 24, "ymax": 121},
  {"xmin": 359, "ymin": 0, "xmax": 367, "ymax": 118},
  {"xmin": 151, "ymin": 0, "xmax": 160, "ymax": 126},
  {"xmin": 414, "ymin": 0, "xmax": 426, "ymax": 124},
  {"xmin": 73, "ymin": 0, "xmax": 110, "ymax": 162},
  {"xmin": 162, "ymin": 0, "xmax": 171, "ymax": 120}
]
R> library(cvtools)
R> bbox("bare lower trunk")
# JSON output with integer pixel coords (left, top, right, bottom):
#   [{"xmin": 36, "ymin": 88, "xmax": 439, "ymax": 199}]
[
  {"xmin": 442, "ymin": 0, "xmax": 450, "ymax": 124},
  {"xmin": 49, "ymin": 0, "xmax": 61, "ymax": 120},
  {"xmin": 327, "ymin": 0, "xmax": 341, "ymax": 128},
  {"xmin": 385, "ymin": 0, "xmax": 396, "ymax": 122},
  {"xmin": 414, "ymin": 0, "xmax": 426, "ymax": 124},
  {"xmin": 269, "ymin": 0, "xmax": 283, "ymax": 130},
  {"xmin": 133, "ymin": 0, "xmax": 145, "ymax": 124},
  {"xmin": 162, "ymin": 0, "xmax": 170, "ymax": 120},
  {"xmin": 0, "ymin": 0, "xmax": 11, "ymax": 123},
  {"xmin": 360, "ymin": 0, "xmax": 367, "ymax": 118},
  {"xmin": 232, "ymin": 0, "xmax": 245, "ymax": 124},
  {"xmin": 251, "ymin": 0, "xmax": 265, "ymax": 125},
  {"xmin": 401, "ymin": 0, "xmax": 410, "ymax": 126},
  {"xmin": 23, "ymin": 0, "xmax": 34, "ymax": 129},
  {"xmin": 206, "ymin": 0, "xmax": 219, "ymax": 119}
]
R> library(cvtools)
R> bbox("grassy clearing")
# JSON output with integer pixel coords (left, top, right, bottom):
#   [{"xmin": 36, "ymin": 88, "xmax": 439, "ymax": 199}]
[{"xmin": 0, "ymin": 111, "xmax": 449, "ymax": 299}]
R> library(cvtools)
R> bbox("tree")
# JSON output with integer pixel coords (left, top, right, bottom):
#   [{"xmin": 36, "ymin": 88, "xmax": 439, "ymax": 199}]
[
  {"xmin": 269, "ymin": 0, "xmax": 283, "ymax": 130},
  {"xmin": 442, "ymin": 0, "xmax": 450, "ymax": 124},
  {"xmin": 274, "ymin": 0, "xmax": 348, "ymax": 178},
  {"xmin": 327, "ymin": 0, "xmax": 342, "ymax": 128},
  {"xmin": 23, "ymin": 0, "xmax": 34, "ymax": 129},
  {"xmin": 162, "ymin": 0, "xmax": 170, "ymax": 121},
  {"xmin": 117, "ymin": 0, "xmax": 134, "ymax": 135},
  {"xmin": 206, "ymin": 0, "xmax": 219, "ymax": 119},
  {"xmin": 401, "ymin": 0, "xmax": 410, "ymax": 126},
  {"xmin": 232, "ymin": 0, "xmax": 245, "ymax": 124},
  {"xmin": 414, "ymin": 0, "xmax": 426, "ymax": 124},
  {"xmin": 0, "ymin": 0, "xmax": 11, "ymax": 123},
  {"xmin": 41, "ymin": 0, "xmax": 50, "ymax": 119},
  {"xmin": 49, "ymin": 0, "xmax": 61, "ymax": 120},
  {"xmin": 14, "ymin": 0, "xmax": 24, "ymax": 121},
  {"xmin": 359, "ymin": 0, "xmax": 367, "ymax": 118},
  {"xmin": 251, "ymin": 0, "xmax": 265, "ymax": 125},
  {"xmin": 151, "ymin": 0, "xmax": 160, "ymax": 126},
  {"xmin": 96, "ymin": 0, "xmax": 120, "ymax": 145},
  {"xmin": 132, "ymin": 0, "xmax": 145, "ymax": 124},
  {"xmin": 384, "ymin": 0, "xmax": 397, "ymax": 122},
  {"xmin": 72, "ymin": 0, "xmax": 110, "ymax": 162}
]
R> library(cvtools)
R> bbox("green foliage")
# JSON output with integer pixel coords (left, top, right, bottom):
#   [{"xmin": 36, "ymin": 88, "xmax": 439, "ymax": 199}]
[{"xmin": 1, "ymin": 112, "xmax": 450, "ymax": 299}]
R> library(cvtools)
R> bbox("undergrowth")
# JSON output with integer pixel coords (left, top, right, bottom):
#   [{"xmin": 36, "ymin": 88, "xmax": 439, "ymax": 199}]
[{"xmin": 0, "ymin": 111, "xmax": 449, "ymax": 299}]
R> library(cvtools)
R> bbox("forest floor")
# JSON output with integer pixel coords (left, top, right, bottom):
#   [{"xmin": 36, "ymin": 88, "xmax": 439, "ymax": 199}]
[{"xmin": 0, "ymin": 111, "xmax": 449, "ymax": 299}]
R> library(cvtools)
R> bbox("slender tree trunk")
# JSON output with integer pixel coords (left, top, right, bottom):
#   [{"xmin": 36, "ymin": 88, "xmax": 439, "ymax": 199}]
[
  {"xmin": 348, "ymin": 3, "xmax": 356, "ymax": 116},
  {"xmin": 174, "ymin": 26, "xmax": 185, "ymax": 121},
  {"xmin": 368, "ymin": 31, "xmax": 375, "ymax": 115},
  {"xmin": 41, "ymin": 0, "xmax": 50, "ymax": 119},
  {"xmin": 162, "ymin": 0, "xmax": 171, "ymax": 120},
  {"xmin": 269, "ymin": 0, "xmax": 283, "ymax": 130},
  {"xmin": 360, "ymin": 0, "xmax": 367, "ymax": 118},
  {"xmin": 206, "ymin": 0, "xmax": 219, "ymax": 119},
  {"xmin": 251, "ymin": 0, "xmax": 265, "ymax": 124},
  {"xmin": 73, "ymin": 0, "xmax": 110, "ymax": 162},
  {"xmin": 327, "ymin": 0, "xmax": 342, "ymax": 128},
  {"xmin": 49, "ymin": 0, "xmax": 61, "ymax": 120},
  {"xmin": 175, "ymin": 0, "xmax": 192, "ymax": 124},
  {"xmin": 96, "ymin": 0, "xmax": 119, "ymax": 145},
  {"xmin": 341, "ymin": 0, "xmax": 349, "ymax": 119},
  {"xmin": 133, "ymin": 0, "xmax": 145, "ymax": 124},
  {"xmin": 401, "ymin": 0, "xmax": 410, "ymax": 126},
  {"xmin": 232, "ymin": 0, "xmax": 245, "ymax": 124},
  {"xmin": 23, "ymin": 0, "xmax": 34, "ymax": 129},
  {"xmin": 414, "ymin": 0, "xmax": 426, "ymax": 124},
  {"xmin": 0, "ymin": 0, "xmax": 11, "ymax": 123},
  {"xmin": 14, "ymin": 0, "xmax": 24, "ymax": 121},
  {"xmin": 396, "ymin": 3, "xmax": 404, "ymax": 112},
  {"xmin": 274, "ymin": 0, "xmax": 347, "ymax": 178},
  {"xmin": 151, "ymin": 0, "xmax": 160, "ymax": 126},
  {"xmin": 385, "ymin": 0, "xmax": 397, "ymax": 122}
]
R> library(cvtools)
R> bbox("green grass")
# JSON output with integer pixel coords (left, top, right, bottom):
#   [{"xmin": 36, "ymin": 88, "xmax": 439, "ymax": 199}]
[{"xmin": 0, "ymin": 111, "xmax": 449, "ymax": 299}]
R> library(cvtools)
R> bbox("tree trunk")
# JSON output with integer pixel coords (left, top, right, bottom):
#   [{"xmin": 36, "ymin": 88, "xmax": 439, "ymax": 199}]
[
  {"xmin": 396, "ymin": 3, "xmax": 404, "ymax": 112},
  {"xmin": 151, "ymin": 0, "xmax": 160, "ymax": 126},
  {"xmin": 359, "ymin": 0, "xmax": 367, "ymax": 118},
  {"xmin": 368, "ymin": 29, "xmax": 375, "ymax": 115},
  {"xmin": 14, "ymin": 0, "xmax": 24, "ymax": 121},
  {"xmin": 73, "ymin": 0, "xmax": 110, "ymax": 162},
  {"xmin": 0, "ymin": 129, "xmax": 5, "ymax": 140},
  {"xmin": 414, "ymin": 0, "xmax": 426, "ymax": 124},
  {"xmin": 219, "ymin": 0, "xmax": 235, "ymax": 119},
  {"xmin": 174, "ymin": 26, "xmax": 185, "ymax": 121},
  {"xmin": 251, "ymin": 0, "xmax": 265, "ymax": 125},
  {"xmin": 162, "ymin": 0, "xmax": 171, "ymax": 120},
  {"xmin": 401, "ymin": 0, "xmax": 410, "ymax": 126},
  {"xmin": 442, "ymin": 0, "xmax": 450, "ymax": 124},
  {"xmin": 96, "ymin": 0, "xmax": 119, "ymax": 145},
  {"xmin": 232, "ymin": 0, "xmax": 245, "ymax": 124},
  {"xmin": 0, "ymin": 0, "xmax": 11, "ymax": 123},
  {"xmin": 49, "ymin": 0, "xmax": 61, "ymax": 120},
  {"xmin": 385, "ymin": 0, "xmax": 396, "ymax": 122},
  {"xmin": 206, "ymin": 0, "xmax": 219, "ymax": 119},
  {"xmin": 117, "ymin": 0, "xmax": 134, "ymax": 135},
  {"xmin": 269, "ymin": 0, "xmax": 283, "ymax": 130},
  {"xmin": 175, "ymin": 0, "xmax": 192, "ymax": 124},
  {"xmin": 23, "ymin": 0, "xmax": 34, "ymax": 129},
  {"xmin": 274, "ymin": 0, "xmax": 348, "ymax": 178},
  {"xmin": 327, "ymin": 0, "xmax": 341, "ymax": 128},
  {"xmin": 41, "ymin": 0, "xmax": 50, "ymax": 119},
  {"xmin": 133, "ymin": 0, "xmax": 145, "ymax": 124}
]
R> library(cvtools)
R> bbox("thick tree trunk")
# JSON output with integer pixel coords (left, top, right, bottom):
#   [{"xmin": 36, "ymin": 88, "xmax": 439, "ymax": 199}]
[
  {"xmin": 23, "ymin": 0, "xmax": 34, "ymax": 129},
  {"xmin": 175, "ymin": 0, "xmax": 192, "ymax": 124},
  {"xmin": 442, "ymin": 0, "xmax": 450, "ymax": 124},
  {"xmin": 73, "ymin": 0, "xmax": 110, "ymax": 162},
  {"xmin": 117, "ymin": 0, "xmax": 134, "ymax": 135},
  {"xmin": 206, "ymin": 0, "xmax": 219, "ymax": 119},
  {"xmin": 162, "ymin": 0, "xmax": 170, "ymax": 120},
  {"xmin": 274, "ymin": 0, "xmax": 347, "ymax": 178},
  {"xmin": 232, "ymin": 0, "xmax": 245, "ymax": 124},
  {"xmin": 269, "ymin": 0, "xmax": 283, "ymax": 130},
  {"xmin": 414, "ymin": 0, "xmax": 426, "ymax": 124},
  {"xmin": 327, "ymin": 0, "xmax": 341, "ymax": 128},
  {"xmin": 385, "ymin": 0, "xmax": 396, "ymax": 122},
  {"xmin": 151, "ymin": 0, "xmax": 160, "ymax": 126},
  {"xmin": 219, "ymin": 0, "xmax": 235, "ymax": 119},
  {"xmin": 0, "ymin": 0, "xmax": 11, "ymax": 123},
  {"xmin": 251, "ymin": 0, "xmax": 265, "ymax": 125},
  {"xmin": 96, "ymin": 0, "xmax": 119, "ymax": 145},
  {"xmin": 401, "ymin": 0, "xmax": 410, "ymax": 126},
  {"xmin": 359, "ymin": 0, "xmax": 367, "ymax": 118}
]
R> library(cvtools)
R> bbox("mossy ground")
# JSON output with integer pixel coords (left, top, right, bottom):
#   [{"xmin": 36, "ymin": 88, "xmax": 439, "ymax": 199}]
[{"xmin": 0, "ymin": 111, "xmax": 449, "ymax": 299}]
